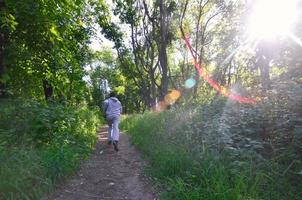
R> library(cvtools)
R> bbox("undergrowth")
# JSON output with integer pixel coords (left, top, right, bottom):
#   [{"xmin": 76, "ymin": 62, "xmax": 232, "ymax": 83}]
[
  {"xmin": 121, "ymin": 99, "xmax": 302, "ymax": 200},
  {"xmin": 0, "ymin": 99, "xmax": 100, "ymax": 199}
]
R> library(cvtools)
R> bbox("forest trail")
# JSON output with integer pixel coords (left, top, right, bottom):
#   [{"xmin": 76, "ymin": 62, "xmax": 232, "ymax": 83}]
[{"xmin": 48, "ymin": 127, "xmax": 156, "ymax": 200}]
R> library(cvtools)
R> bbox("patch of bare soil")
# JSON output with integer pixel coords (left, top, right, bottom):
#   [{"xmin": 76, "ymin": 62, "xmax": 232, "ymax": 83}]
[{"xmin": 48, "ymin": 127, "xmax": 156, "ymax": 200}]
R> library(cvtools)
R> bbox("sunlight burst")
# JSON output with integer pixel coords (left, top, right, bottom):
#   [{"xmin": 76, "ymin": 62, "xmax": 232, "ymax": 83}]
[
  {"xmin": 288, "ymin": 32, "xmax": 302, "ymax": 48},
  {"xmin": 248, "ymin": 0, "xmax": 298, "ymax": 39}
]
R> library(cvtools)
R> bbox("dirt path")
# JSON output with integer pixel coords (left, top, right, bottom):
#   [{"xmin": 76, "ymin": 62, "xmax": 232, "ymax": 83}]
[{"xmin": 48, "ymin": 127, "xmax": 156, "ymax": 200}]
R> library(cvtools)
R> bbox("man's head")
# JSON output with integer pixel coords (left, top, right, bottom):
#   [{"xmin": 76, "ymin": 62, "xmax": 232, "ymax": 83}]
[{"xmin": 109, "ymin": 91, "xmax": 117, "ymax": 98}]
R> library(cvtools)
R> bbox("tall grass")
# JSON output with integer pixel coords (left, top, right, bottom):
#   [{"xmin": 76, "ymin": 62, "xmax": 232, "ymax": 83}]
[
  {"xmin": 0, "ymin": 100, "xmax": 100, "ymax": 199},
  {"xmin": 121, "ymin": 101, "xmax": 302, "ymax": 200}
]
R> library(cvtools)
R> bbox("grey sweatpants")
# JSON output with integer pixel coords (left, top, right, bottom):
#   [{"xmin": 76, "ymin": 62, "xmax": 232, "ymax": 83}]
[{"xmin": 106, "ymin": 115, "xmax": 120, "ymax": 141}]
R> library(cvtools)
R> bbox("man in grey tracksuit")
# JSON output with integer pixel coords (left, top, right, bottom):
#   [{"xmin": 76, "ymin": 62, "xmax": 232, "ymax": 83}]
[{"xmin": 103, "ymin": 92, "xmax": 122, "ymax": 151}]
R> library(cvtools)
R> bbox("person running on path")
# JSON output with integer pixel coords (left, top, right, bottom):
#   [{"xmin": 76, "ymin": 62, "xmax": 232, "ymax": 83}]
[{"xmin": 103, "ymin": 91, "xmax": 122, "ymax": 151}]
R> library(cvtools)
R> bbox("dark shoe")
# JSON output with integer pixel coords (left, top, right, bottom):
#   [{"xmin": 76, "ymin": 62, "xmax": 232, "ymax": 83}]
[
  {"xmin": 113, "ymin": 140, "xmax": 119, "ymax": 152},
  {"xmin": 107, "ymin": 140, "xmax": 112, "ymax": 145}
]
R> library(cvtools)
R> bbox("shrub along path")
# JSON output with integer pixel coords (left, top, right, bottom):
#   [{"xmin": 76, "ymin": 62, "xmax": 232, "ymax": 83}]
[{"xmin": 48, "ymin": 126, "xmax": 156, "ymax": 200}]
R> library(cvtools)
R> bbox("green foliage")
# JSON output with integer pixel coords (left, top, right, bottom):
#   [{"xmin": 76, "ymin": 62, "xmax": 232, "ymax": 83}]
[
  {"xmin": 0, "ymin": 149, "xmax": 49, "ymax": 199},
  {"xmin": 0, "ymin": 100, "xmax": 100, "ymax": 199},
  {"xmin": 0, "ymin": 0, "xmax": 301, "ymax": 198},
  {"xmin": 121, "ymin": 96, "xmax": 302, "ymax": 199},
  {"xmin": 0, "ymin": 0, "xmax": 112, "ymax": 103},
  {"xmin": 88, "ymin": 49, "xmax": 143, "ymax": 113}
]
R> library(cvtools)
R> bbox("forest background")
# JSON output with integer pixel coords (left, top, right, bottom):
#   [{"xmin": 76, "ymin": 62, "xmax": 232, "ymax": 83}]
[{"xmin": 0, "ymin": 0, "xmax": 301, "ymax": 199}]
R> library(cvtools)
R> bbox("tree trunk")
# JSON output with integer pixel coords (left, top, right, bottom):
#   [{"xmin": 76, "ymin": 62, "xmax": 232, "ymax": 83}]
[
  {"xmin": 259, "ymin": 57, "xmax": 270, "ymax": 91},
  {"xmin": 0, "ymin": 33, "xmax": 6, "ymax": 98},
  {"xmin": 158, "ymin": 0, "xmax": 169, "ymax": 100},
  {"xmin": 0, "ymin": 0, "xmax": 8, "ymax": 98},
  {"xmin": 257, "ymin": 40, "xmax": 273, "ymax": 93},
  {"xmin": 150, "ymin": 69, "xmax": 157, "ymax": 107},
  {"xmin": 43, "ymin": 80, "xmax": 53, "ymax": 100}
]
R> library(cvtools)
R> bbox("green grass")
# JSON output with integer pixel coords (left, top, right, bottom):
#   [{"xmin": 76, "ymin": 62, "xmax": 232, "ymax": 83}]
[
  {"xmin": 0, "ymin": 100, "xmax": 100, "ymax": 199},
  {"xmin": 121, "ymin": 107, "xmax": 302, "ymax": 200},
  {"xmin": 0, "ymin": 149, "xmax": 49, "ymax": 199}
]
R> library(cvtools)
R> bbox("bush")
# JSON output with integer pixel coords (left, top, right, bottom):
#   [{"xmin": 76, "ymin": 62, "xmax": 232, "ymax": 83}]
[
  {"xmin": 0, "ymin": 99, "xmax": 100, "ymax": 199},
  {"xmin": 121, "ymin": 97, "xmax": 302, "ymax": 200}
]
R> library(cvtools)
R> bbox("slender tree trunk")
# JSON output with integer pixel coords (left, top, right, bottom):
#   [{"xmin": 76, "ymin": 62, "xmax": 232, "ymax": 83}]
[
  {"xmin": 259, "ymin": 58, "xmax": 270, "ymax": 90},
  {"xmin": 43, "ymin": 80, "xmax": 53, "ymax": 100},
  {"xmin": 0, "ymin": 33, "xmax": 6, "ymax": 98},
  {"xmin": 192, "ymin": 0, "xmax": 205, "ymax": 96},
  {"xmin": 257, "ymin": 40, "xmax": 273, "ymax": 93},
  {"xmin": 150, "ymin": 70, "xmax": 156, "ymax": 107},
  {"xmin": 158, "ymin": 0, "xmax": 168, "ymax": 100},
  {"xmin": 0, "ymin": 0, "xmax": 7, "ymax": 98}
]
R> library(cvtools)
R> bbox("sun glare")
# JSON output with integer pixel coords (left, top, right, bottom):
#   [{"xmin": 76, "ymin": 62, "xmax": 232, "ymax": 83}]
[{"xmin": 248, "ymin": 0, "xmax": 298, "ymax": 39}]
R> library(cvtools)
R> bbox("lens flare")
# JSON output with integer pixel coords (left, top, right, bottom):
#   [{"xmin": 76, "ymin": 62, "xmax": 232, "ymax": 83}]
[
  {"xmin": 154, "ymin": 101, "xmax": 167, "ymax": 112},
  {"xmin": 164, "ymin": 89, "xmax": 181, "ymax": 105},
  {"xmin": 185, "ymin": 78, "xmax": 196, "ymax": 89},
  {"xmin": 288, "ymin": 32, "xmax": 302, "ymax": 48},
  {"xmin": 153, "ymin": 90, "xmax": 182, "ymax": 112},
  {"xmin": 184, "ymin": 34, "xmax": 258, "ymax": 104}
]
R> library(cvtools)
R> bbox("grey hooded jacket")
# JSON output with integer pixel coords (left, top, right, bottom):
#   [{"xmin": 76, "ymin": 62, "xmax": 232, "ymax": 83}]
[{"xmin": 103, "ymin": 97, "xmax": 122, "ymax": 118}]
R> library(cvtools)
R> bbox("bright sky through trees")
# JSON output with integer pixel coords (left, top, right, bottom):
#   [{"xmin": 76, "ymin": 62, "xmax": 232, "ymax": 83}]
[{"xmin": 248, "ymin": 0, "xmax": 298, "ymax": 39}]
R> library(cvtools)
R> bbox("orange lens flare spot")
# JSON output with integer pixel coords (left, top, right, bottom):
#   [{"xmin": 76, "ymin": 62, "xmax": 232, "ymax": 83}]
[
  {"xmin": 164, "ymin": 90, "xmax": 181, "ymax": 105},
  {"xmin": 255, "ymin": 96, "xmax": 262, "ymax": 101},
  {"xmin": 154, "ymin": 90, "xmax": 182, "ymax": 112},
  {"xmin": 220, "ymin": 86, "xmax": 228, "ymax": 95}
]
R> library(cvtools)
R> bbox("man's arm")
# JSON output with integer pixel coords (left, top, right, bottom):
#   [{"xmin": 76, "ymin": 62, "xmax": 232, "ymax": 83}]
[
  {"xmin": 102, "ymin": 100, "xmax": 109, "ymax": 115},
  {"xmin": 119, "ymin": 101, "xmax": 122, "ymax": 114}
]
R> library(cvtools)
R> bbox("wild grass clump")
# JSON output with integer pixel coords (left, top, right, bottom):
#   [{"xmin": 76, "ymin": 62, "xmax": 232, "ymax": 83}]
[
  {"xmin": 0, "ymin": 99, "xmax": 100, "ymax": 199},
  {"xmin": 121, "ymin": 98, "xmax": 302, "ymax": 200}
]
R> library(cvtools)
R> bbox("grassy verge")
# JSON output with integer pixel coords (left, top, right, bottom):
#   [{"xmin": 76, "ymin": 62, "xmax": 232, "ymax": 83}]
[
  {"xmin": 120, "ymin": 103, "xmax": 302, "ymax": 200},
  {"xmin": 0, "ymin": 100, "xmax": 100, "ymax": 199}
]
